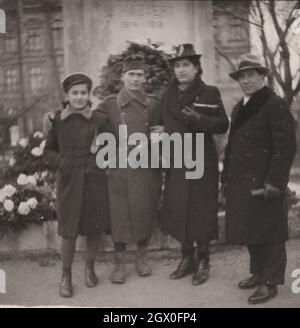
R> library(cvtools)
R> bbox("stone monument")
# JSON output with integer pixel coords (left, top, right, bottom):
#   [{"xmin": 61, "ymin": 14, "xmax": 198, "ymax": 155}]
[{"xmin": 63, "ymin": 0, "xmax": 215, "ymax": 102}]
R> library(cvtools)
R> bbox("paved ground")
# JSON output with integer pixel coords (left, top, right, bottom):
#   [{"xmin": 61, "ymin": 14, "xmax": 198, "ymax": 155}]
[{"xmin": 0, "ymin": 240, "xmax": 300, "ymax": 308}]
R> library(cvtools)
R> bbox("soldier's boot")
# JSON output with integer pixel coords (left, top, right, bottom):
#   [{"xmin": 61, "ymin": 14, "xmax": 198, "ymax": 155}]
[
  {"xmin": 136, "ymin": 246, "xmax": 152, "ymax": 277},
  {"xmin": 111, "ymin": 252, "xmax": 126, "ymax": 284},
  {"xmin": 84, "ymin": 261, "xmax": 98, "ymax": 288},
  {"xmin": 59, "ymin": 268, "xmax": 73, "ymax": 298}
]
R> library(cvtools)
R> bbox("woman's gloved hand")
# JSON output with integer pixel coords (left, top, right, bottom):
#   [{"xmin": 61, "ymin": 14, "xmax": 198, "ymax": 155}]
[
  {"xmin": 182, "ymin": 106, "xmax": 200, "ymax": 125},
  {"xmin": 263, "ymin": 183, "xmax": 281, "ymax": 200}
]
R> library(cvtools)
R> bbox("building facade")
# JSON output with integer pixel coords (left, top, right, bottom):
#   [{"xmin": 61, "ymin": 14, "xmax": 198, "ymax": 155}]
[{"xmin": 0, "ymin": 0, "xmax": 250, "ymax": 144}]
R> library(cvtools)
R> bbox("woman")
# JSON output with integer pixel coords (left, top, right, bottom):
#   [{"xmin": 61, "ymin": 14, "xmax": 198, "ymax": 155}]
[
  {"xmin": 44, "ymin": 73, "xmax": 110, "ymax": 298},
  {"xmin": 155, "ymin": 44, "xmax": 229, "ymax": 285}
]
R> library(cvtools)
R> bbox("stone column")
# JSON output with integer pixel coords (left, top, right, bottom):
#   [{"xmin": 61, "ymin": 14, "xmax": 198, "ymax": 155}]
[{"xmin": 192, "ymin": 0, "xmax": 216, "ymax": 85}]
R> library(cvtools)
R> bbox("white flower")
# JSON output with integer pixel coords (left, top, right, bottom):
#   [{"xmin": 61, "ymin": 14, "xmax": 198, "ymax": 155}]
[
  {"xmin": 39, "ymin": 140, "xmax": 46, "ymax": 150},
  {"xmin": 19, "ymin": 138, "xmax": 29, "ymax": 148},
  {"xmin": 27, "ymin": 175, "xmax": 37, "ymax": 186},
  {"xmin": 41, "ymin": 171, "xmax": 48, "ymax": 179},
  {"xmin": 4, "ymin": 199, "xmax": 14, "ymax": 212},
  {"xmin": 31, "ymin": 147, "xmax": 43, "ymax": 157},
  {"xmin": 17, "ymin": 174, "xmax": 28, "ymax": 186},
  {"xmin": 33, "ymin": 131, "xmax": 44, "ymax": 139},
  {"xmin": 9, "ymin": 157, "xmax": 16, "ymax": 167},
  {"xmin": 27, "ymin": 197, "xmax": 38, "ymax": 209},
  {"xmin": 3, "ymin": 184, "xmax": 16, "ymax": 197},
  {"xmin": 18, "ymin": 202, "xmax": 30, "ymax": 215}
]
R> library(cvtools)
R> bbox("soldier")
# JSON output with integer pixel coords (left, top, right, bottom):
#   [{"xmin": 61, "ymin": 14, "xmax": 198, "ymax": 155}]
[
  {"xmin": 98, "ymin": 57, "xmax": 161, "ymax": 284},
  {"xmin": 222, "ymin": 54, "xmax": 297, "ymax": 304}
]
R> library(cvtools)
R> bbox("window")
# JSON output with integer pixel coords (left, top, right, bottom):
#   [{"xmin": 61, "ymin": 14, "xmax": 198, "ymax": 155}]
[
  {"xmin": 52, "ymin": 19, "xmax": 63, "ymax": 50},
  {"xmin": 29, "ymin": 67, "xmax": 45, "ymax": 94},
  {"xmin": 27, "ymin": 28, "xmax": 43, "ymax": 51},
  {"xmin": 228, "ymin": 18, "xmax": 247, "ymax": 43},
  {"xmin": 5, "ymin": 68, "xmax": 18, "ymax": 92},
  {"xmin": 5, "ymin": 34, "xmax": 17, "ymax": 52}
]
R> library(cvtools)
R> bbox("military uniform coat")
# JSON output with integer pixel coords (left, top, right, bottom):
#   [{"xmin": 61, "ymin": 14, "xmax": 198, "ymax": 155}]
[
  {"xmin": 98, "ymin": 88, "xmax": 161, "ymax": 244},
  {"xmin": 44, "ymin": 107, "xmax": 110, "ymax": 238},
  {"xmin": 157, "ymin": 77, "xmax": 229, "ymax": 243},
  {"xmin": 222, "ymin": 86, "xmax": 296, "ymax": 244}
]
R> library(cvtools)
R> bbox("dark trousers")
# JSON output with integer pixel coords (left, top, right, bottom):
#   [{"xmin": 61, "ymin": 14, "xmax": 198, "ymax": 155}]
[
  {"xmin": 247, "ymin": 243, "xmax": 287, "ymax": 285},
  {"xmin": 181, "ymin": 240, "xmax": 210, "ymax": 261}
]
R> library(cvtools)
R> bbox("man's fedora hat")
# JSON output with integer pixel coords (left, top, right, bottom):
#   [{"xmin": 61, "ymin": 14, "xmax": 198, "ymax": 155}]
[
  {"xmin": 229, "ymin": 53, "xmax": 270, "ymax": 81},
  {"xmin": 168, "ymin": 43, "xmax": 202, "ymax": 63},
  {"xmin": 62, "ymin": 72, "xmax": 92, "ymax": 93}
]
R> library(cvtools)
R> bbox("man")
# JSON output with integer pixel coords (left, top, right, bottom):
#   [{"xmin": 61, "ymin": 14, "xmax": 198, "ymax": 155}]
[
  {"xmin": 98, "ymin": 56, "xmax": 161, "ymax": 284},
  {"xmin": 222, "ymin": 53, "xmax": 296, "ymax": 304}
]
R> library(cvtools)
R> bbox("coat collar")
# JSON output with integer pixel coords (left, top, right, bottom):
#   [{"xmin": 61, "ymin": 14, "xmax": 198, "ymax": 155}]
[
  {"xmin": 61, "ymin": 104, "xmax": 92, "ymax": 121},
  {"xmin": 165, "ymin": 77, "xmax": 205, "ymax": 125},
  {"xmin": 117, "ymin": 87, "xmax": 148, "ymax": 107},
  {"xmin": 177, "ymin": 77, "xmax": 205, "ymax": 107},
  {"xmin": 230, "ymin": 86, "xmax": 274, "ymax": 136}
]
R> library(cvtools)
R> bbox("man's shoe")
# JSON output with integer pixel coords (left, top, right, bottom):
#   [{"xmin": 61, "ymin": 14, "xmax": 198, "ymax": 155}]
[
  {"xmin": 136, "ymin": 247, "xmax": 152, "ymax": 277},
  {"xmin": 111, "ymin": 252, "xmax": 126, "ymax": 284},
  {"xmin": 192, "ymin": 259, "xmax": 210, "ymax": 285},
  {"xmin": 248, "ymin": 284, "xmax": 278, "ymax": 304},
  {"xmin": 238, "ymin": 274, "xmax": 261, "ymax": 289},
  {"xmin": 169, "ymin": 256, "xmax": 196, "ymax": 280},
  {"xmin": 85, "ymin": 262, "xmax": 98, "ymax": 288},
  {"xmin": 59, "ymin": 269, "xmax": 73, "ymax": 298}
]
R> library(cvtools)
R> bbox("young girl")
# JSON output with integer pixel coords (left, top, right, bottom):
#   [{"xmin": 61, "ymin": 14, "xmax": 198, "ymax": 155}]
[{"xmin": 44, "ymin": 73, "xmax": 110, "ymax": 298}]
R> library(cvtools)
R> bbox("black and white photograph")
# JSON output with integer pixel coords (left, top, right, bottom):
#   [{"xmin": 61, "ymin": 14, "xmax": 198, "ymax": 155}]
[{"xmin": 0, "ymin": 0, "xmax": 300, "ymax": 311}]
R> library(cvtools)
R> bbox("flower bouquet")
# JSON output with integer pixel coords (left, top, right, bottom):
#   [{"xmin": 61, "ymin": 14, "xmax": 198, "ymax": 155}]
[
  {"xmin": 0, "ymin": 175, "xmax": 56, "ymax": 238},
  {"xmin": 4, "ymin": 131, "xmax": 56, "ymax": 181},
  {"xmin": 0, "ymin": 131, "xmax": 57, "ymax": 238}
]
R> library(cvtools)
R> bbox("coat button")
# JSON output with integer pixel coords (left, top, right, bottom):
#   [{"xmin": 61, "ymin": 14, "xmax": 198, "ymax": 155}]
[
  {"xmin": 245, "ymin": 153, "xmax": 252, "ymax": 158},
  {"xmin": 145, "ymin": 122, "xmax": 149, "ymax": 127}
]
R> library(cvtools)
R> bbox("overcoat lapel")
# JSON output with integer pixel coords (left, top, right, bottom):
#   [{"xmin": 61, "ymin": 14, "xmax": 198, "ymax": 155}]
[
  {"xmin": 230, "ymin": 86, "xmax": 274, "ymax": 136},
  {"xmin": 118, "ymin": 88, "xmax": 148, "ymax": 109}
]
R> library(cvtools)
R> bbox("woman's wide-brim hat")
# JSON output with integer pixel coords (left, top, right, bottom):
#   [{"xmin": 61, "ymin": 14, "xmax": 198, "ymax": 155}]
[
  {"xmin": 229, "ymin": 53, "xmax": 270, "ymax": 81},
  {"xmin": 62, "ymin": 72, "xmax": 92, "ymax": 93},
  {"xmin": 168, "ymin": 43, "xmax": 202, "ymax": 63}
]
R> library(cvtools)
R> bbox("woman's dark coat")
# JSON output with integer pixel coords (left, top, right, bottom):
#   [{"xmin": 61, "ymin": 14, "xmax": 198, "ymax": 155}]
[
  {"xmin": 157, "ymin": 77, "xmax": 229, "ymax": 243},
  {"xmin": 222, "ymin": 86, "xmax": 296, "ymax": 244},
  {"xmin": 44, "ymin": 108, "xmax": 110, "ymax": 238}
]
